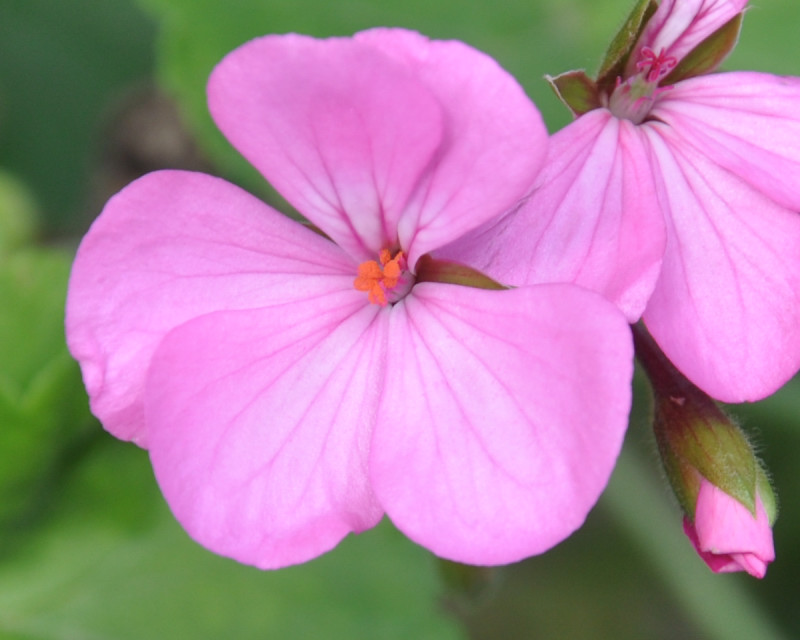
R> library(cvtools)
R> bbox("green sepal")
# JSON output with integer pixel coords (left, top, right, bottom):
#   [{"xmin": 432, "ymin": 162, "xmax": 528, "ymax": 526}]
[
  {"xmin": 596, "ymin": 0, "xmax": 659, "ymax": 94},
  {"xmin": 302, "ymin": 221, "xmax": 332, "ymax": 240},
  {"xmin": 663, "ymin": 13, "xmax": 743, "ymax": 85},
  {"xmin": 415, "ymin": 255, "xmax": 507, "ymax": 290},
  {"xmin": 546, "ymin": 71, "xmax": 602, "ymax": 117},
  {"xmin": 655, "ymin": 403, "xmax": 758, "ymax": 518},
  {"xmin": 756, "ymin": 464, "xmax": 778, "ymax": 526},
  {"xmin": 655, "ymin": 430, "xmax": 702, "ymax": 518}
]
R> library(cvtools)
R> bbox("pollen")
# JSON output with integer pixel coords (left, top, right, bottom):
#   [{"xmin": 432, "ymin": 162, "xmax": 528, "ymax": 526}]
[{"xmin": 354, "ymin": 249, "xmax": 406, "ymax": 306}]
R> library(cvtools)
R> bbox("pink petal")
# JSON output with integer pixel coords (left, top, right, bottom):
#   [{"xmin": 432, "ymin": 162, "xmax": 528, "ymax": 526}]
[
  {"xmin": 209, "ymin": 30, "xmax": 547, "ymax": 267},
  {"xmin": 369, "ymin": 283, "xmax": 633, "ymax": 564},
  {"xmin": 683, "ymin": 518, "xmax": 762, "ymax": 575},
  {"xmin": 145, "ymin": 298, "xmax": 388, "ymax": 569},
  {"xmin": 438, "ymin": 110, "xmax": 665, "ymax": 321},
  {"xmin": 693, "ymin": 483, "xmax": 774, "ymax": 559},
  {"xmin": 683, "ymin": 479, "xmax": 774, "ymax": 578},
  {"xmin": 207, "ymin": 32, "xmax": 444, "ymax": 261},
  {"xmin": 353, "ymin": 29, "xmax": 548, "ymax": 266},
  {"xmin": 65, "ymin": 170, "xmax": 354, "ymax": 444},
  {"xmin": 631, "ymin": 0, "xmax": 747, "ymax": 73},
  {"xmin": 642, "ymin": 127, "xmax": 800, "ymax": 402},
  {"xmin": 654, "ymin": 72, "xmax": 800, "ymax": 211}
]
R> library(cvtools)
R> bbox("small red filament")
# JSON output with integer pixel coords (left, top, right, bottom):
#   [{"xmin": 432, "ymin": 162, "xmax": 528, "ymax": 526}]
[
  {"xmin": 637, "ymin": 47, "xmax": 678, "ymax": 83},
  {"xmin": 354, "ymin": 249, "xmax": 406, "ymax": 306}
]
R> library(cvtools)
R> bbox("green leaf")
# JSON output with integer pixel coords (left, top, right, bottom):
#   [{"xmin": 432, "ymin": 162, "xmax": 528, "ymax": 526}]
[
  {"xmin": 0, "ymin": 249, "xmax": 73, "ymax": 391},
  {"xmin": 0, "ymin": 441, "xmax": 463, "ymax": 640},
  {"xmin": 0, "ymin": 171, "xmax": 38, "ymax": 254},
  {"xmin": 663, "ymin": 13, "xmax": 743, "ymax": 85},
  {"xmin": 546, "ymin": 70, "xmax": 601, "ymax": 117},
  {"xmin": 0, "ymin": 248, "xmax": 95, "ymax": 531}
]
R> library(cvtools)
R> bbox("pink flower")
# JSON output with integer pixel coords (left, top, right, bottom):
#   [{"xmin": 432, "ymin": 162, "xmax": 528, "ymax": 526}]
[
  {"xmin": 683, "ymin": 478, "xmax": 775, "ymax": 578},
  {"xmin": 66, "ymin": 29, "xmax": 635, "ymax": 569},
  {"xmin": 441, "ymin": 0, "xmax": 800, "ymax": 403}
]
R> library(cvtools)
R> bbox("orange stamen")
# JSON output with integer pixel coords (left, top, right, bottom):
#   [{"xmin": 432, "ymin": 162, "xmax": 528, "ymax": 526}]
[{"xmin": 354, "ymin": 250, "xmax": 406, "ymax": 306}]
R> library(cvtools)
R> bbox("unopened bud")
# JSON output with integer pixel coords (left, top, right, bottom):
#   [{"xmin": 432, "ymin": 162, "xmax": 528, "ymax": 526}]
[{"xmin": 632, "ymin": 324, "xmax": 777, "ymax": 578}]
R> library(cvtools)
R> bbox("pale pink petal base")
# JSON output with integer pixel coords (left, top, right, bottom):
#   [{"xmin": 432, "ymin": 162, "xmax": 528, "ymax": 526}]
[
  {"xmin": 642, "ymin": 127, "xmax": 800, "ymax": 402},
  {"xmin": 369, "ymin": 283, "xmax": 633, "ymax": 564},
  {"xmin": 438, "ymin": 110, "xmax": 665, "ymax": 321},
  {"xmin": 683, "ymin": 481, "xmax": 774, "ymax": 579},
  {"xmin": 145, "ymin": 299, "xmax": 387, "ymax": 569},
  {"xmin": 65, "ymin": 170, "xmax": 354, "ymax": 444}
]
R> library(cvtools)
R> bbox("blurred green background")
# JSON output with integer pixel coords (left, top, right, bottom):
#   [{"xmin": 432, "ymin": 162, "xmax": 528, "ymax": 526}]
[{"xmin": 1, "ymin": 0, "xmax": 798, "ymax": 638}]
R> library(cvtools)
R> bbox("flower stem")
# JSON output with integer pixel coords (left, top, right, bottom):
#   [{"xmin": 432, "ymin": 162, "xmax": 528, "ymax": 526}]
[{"xmin": 630, "ymin": 322, "xmax": 694, "ymax": 399}]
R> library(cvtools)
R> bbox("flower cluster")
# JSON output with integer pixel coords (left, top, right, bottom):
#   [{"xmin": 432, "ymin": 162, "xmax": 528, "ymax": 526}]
[{"xmin": 66, "ymin": 0, "xmax": 795, "ymax": 576}]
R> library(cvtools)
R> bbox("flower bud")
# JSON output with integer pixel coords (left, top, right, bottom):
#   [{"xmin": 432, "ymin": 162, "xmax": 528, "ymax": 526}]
[
  {"xmin": 683, "ymin": 475, "xmax": 774, "ymax": 578},
  {"xmin": 632, "ymin": 324, "xmax": 777, "ymax": 578}
]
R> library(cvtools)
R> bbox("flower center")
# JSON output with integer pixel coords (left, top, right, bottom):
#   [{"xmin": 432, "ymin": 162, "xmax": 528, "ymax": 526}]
[
  {"xmin": 354, "ymin": 249, "xmax": 413, "ymax": 306},
  {"xmin": 637, "ymin": 47, "xmax": 677, "ymax": 83},
  {"xmin": 607, "ymin": 47, "xmax": 677, "ymax": 124}
]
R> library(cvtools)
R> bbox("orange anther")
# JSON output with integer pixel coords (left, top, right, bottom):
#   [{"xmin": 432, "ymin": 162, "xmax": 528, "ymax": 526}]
[
  {"xmin": 355, "ymin": 260, "xmax": 382, "ymax": 283},
  {"xmin": 354, "ymin": 250, "xmax": 406, "ymax": 306}
]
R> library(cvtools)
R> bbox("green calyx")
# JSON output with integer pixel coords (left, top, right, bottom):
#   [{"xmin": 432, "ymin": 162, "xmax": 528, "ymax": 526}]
[
  {"xmin": 414, "ymin": 255, "xmax": 507, "ymax": 291},
  {"xmin": 654, "ymin": 399, "xmax": 759, "ymax": 518},
  {"xmin": 596, "ymin": 0, "xmax": 659, "ymax": 94},
  {"xmin": 756, "ymin": 462, "xmax": 779, "ymax": 526},
  {"xmin": 546, "ymin": 71, "xmax": 602, "ymax": 117}
]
